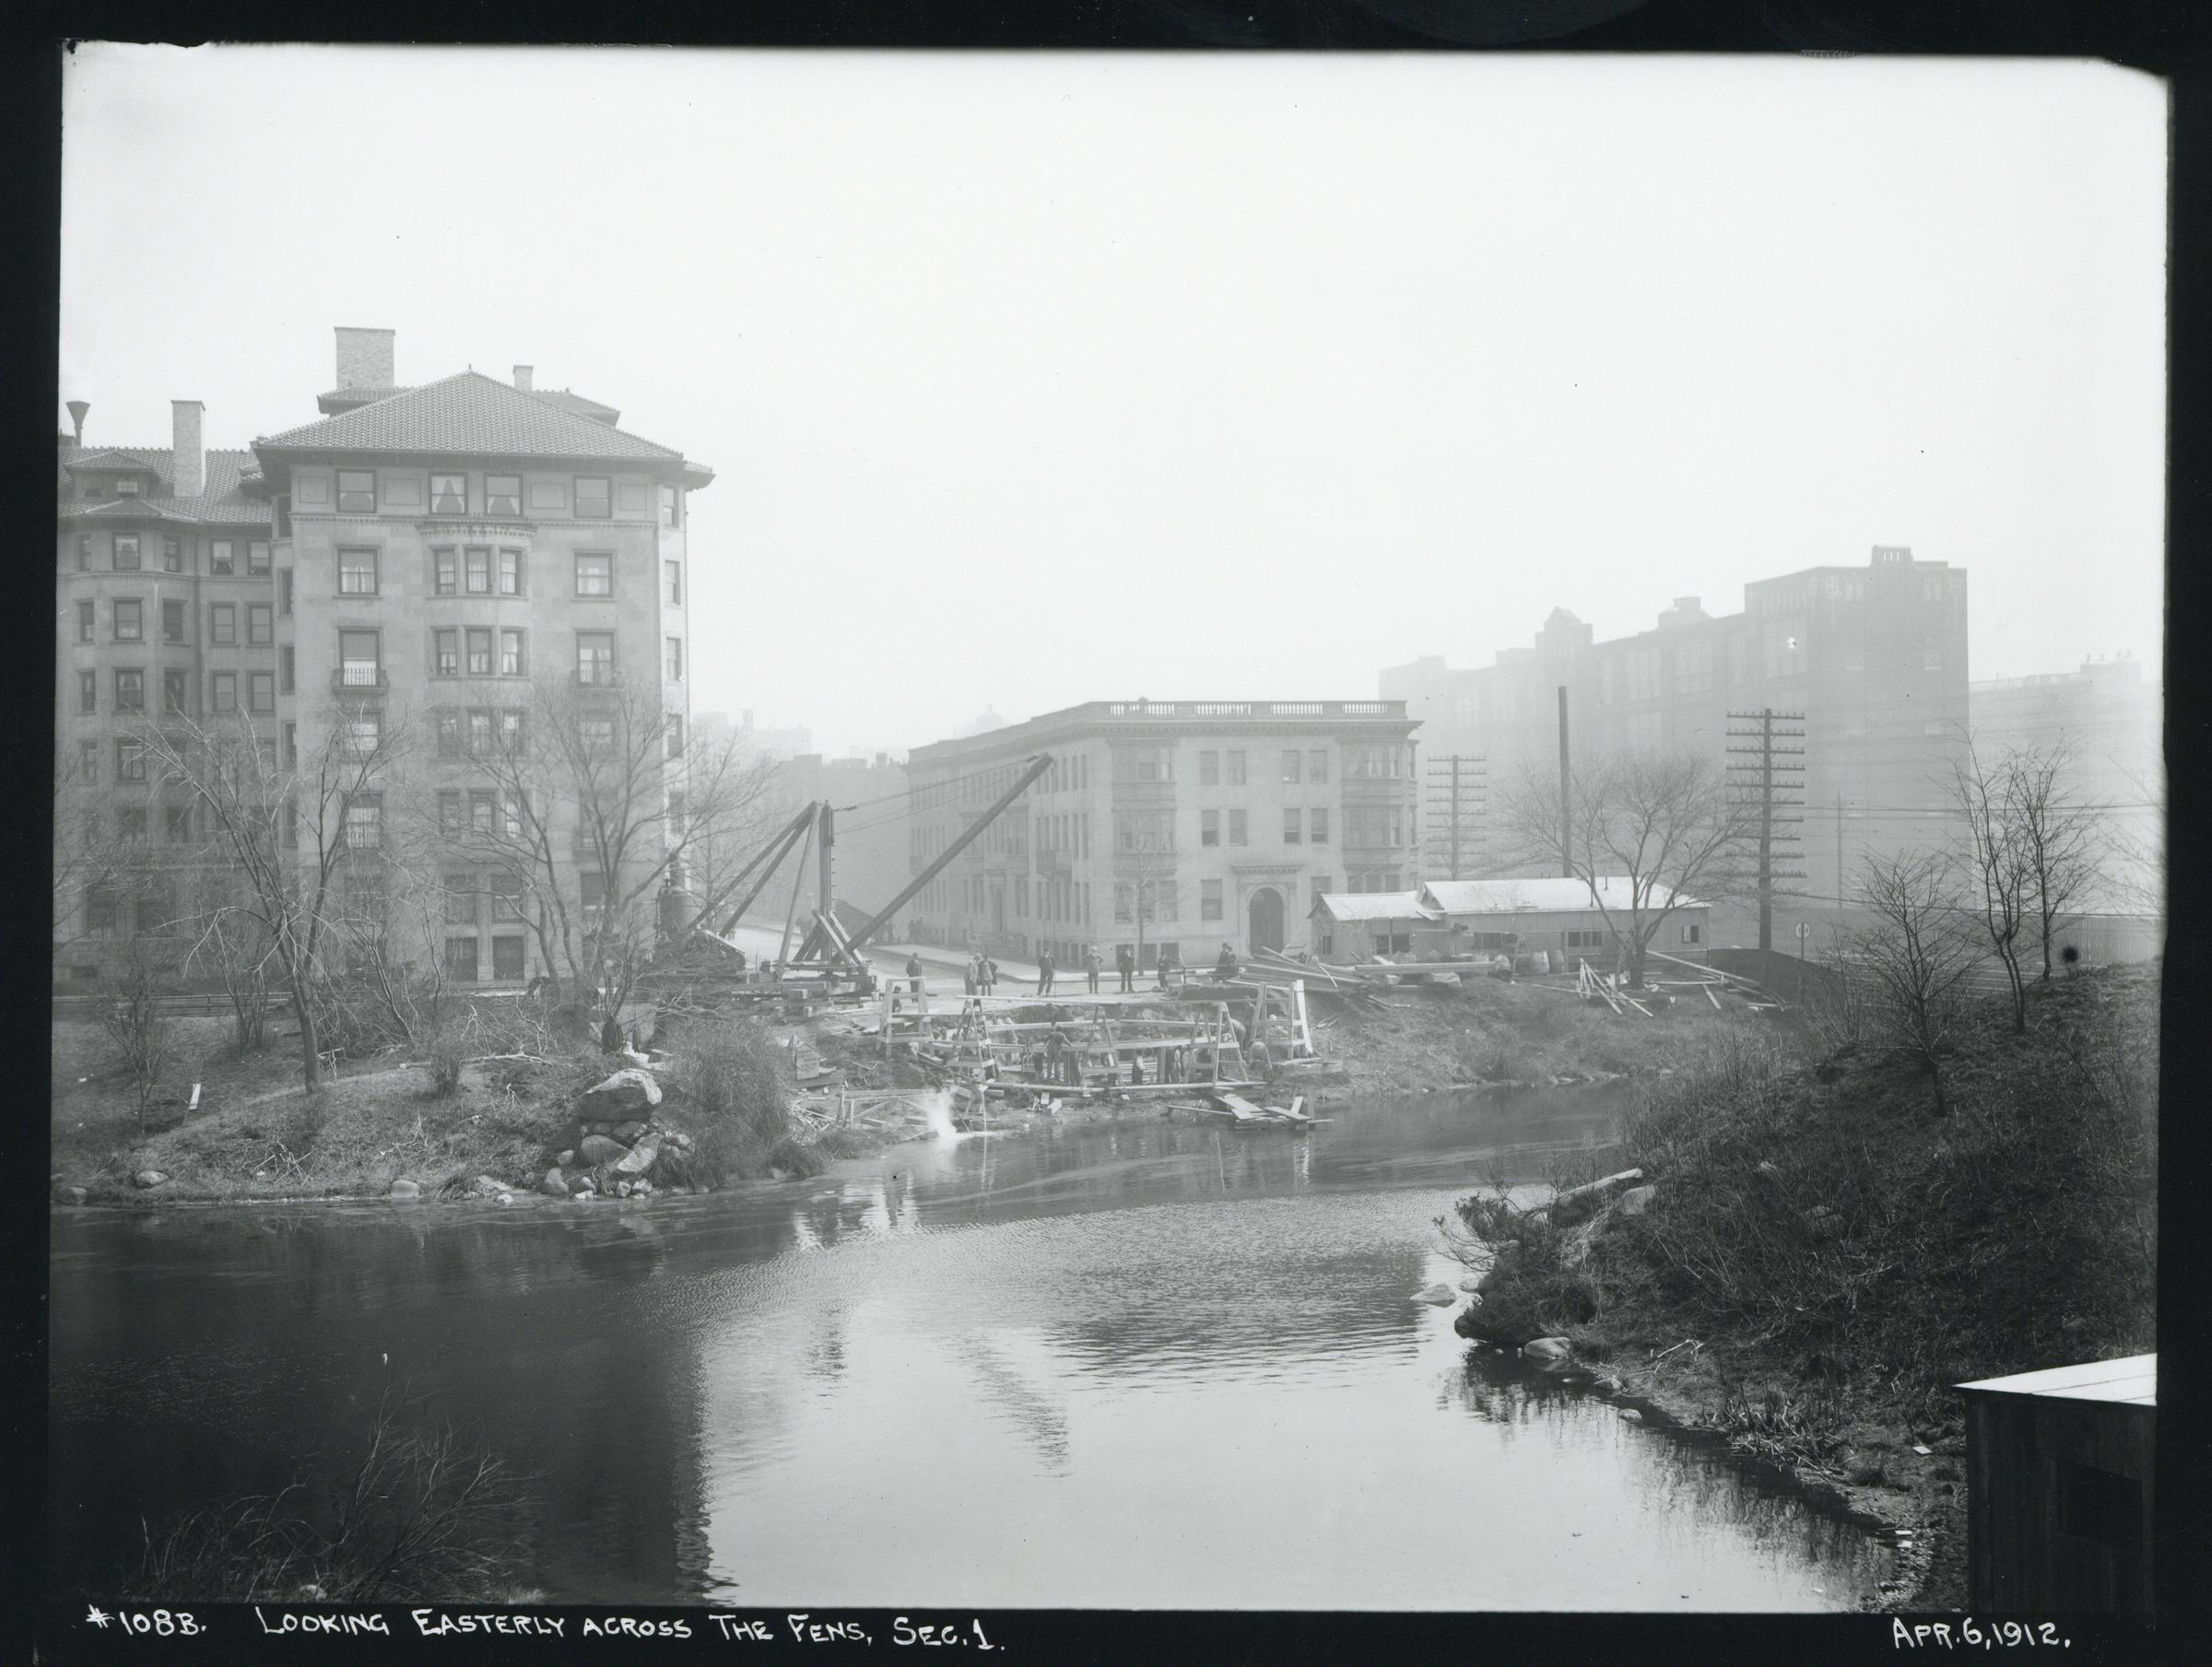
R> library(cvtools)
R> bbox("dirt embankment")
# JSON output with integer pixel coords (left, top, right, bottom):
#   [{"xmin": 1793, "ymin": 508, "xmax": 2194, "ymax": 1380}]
[{"xmin": 1441, "ymin": 964, "xmax": 2159, "ymax": 1611}]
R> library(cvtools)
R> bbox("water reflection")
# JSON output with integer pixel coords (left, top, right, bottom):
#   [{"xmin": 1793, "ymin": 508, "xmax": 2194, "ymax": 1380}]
[{"xmin": 51, "ymin": 1085, "xmax": 1889, "ymax": 1609}]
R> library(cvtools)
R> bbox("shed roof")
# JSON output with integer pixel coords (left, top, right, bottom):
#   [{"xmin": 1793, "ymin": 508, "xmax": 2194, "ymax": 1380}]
[
  {"xmin": 1312, "ymin": 891, "xmax": 1436, "ymax": 922},
  {"xmin": 1957, "ymin": 1354, "xmax": 2155, "ymax": 1406},
  {"xmin": 1419, "ymin": 877, "xmax": 1703, "ymax": 916}
]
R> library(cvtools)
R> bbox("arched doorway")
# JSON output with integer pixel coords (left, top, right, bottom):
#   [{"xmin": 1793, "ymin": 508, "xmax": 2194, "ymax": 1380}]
[{"xmin": 1248, "ymin": 886, "xmax": 1286, "ymax": 957}]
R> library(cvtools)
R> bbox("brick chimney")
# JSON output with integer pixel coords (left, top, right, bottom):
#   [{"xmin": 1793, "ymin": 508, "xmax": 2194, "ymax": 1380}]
[
  {"xmin": 171, "ymin": 400, "xmax": 206, "ymax": 499},
  {"xmin": 335, "ymin": 326, "xmax": 396, "ymax": 390},
  {"xmin": 513, "ymin": 364, "xmax": 534, "ymax": 393}
]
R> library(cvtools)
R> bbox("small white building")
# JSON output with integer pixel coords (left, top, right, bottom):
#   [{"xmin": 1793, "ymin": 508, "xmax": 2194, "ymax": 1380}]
[
  {"xmin": 1417, "ymin": 878, "xmax": 1712, "ymax": 971},
  {"xmin": 1307, "ymin": 890, "xmax": 1437, "ymax": 960}
]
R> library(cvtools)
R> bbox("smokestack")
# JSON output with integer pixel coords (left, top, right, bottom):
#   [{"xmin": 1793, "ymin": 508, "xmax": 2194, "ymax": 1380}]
[
  {"xmin": 65, "ymin": 400, "xmax": 88, "ymax": 447},
  {"xmin": 334, "ymin": 325, "xmax": 396, "ymax": 391},
  {"xmin": 512, "ymin": 364, "xmax": 534, "ymax": 393},
  {"xmin": 171, "ymin": 400, "xmax": 206, "ymax": 499}
]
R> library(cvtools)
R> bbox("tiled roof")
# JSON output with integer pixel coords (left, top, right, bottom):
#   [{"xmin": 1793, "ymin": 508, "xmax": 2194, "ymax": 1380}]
[
  {"xmin": 316, "ymin": 384, "xmax": 417, "ymax": 415},
  {"xmin": 530, "ymin": 388, "xmax": 620, "ymax": 423},
  {"xmin": 55, "ymin": 445, "xmax": 272, "ymax": 526},
  {"xmin": 259, "ymin": 370, "xmax": 687, "ymax": 464}
]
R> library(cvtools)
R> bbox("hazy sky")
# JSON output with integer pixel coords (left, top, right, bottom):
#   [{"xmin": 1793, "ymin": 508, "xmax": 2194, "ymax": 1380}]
[{"xmin": 62, "ymin": 46, "xmax": 2166, "ymax": 757}]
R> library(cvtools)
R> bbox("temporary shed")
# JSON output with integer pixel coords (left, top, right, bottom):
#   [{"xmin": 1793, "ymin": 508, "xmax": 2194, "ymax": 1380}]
[
  {"xmin": 1956, "ymin": 1354, "xmax": 2155, "ymax": 1613},
  {"xmin": 1307, "ymin": 891, "xmax": 1437, "ymax": 959},
  {"xmin": 1414, "ymin": 878, "xmax": 1712, "ymax": 970}
]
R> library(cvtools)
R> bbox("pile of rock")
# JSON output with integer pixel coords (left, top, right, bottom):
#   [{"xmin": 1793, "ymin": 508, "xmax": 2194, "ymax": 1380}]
[{"xmin": 539, "ymin": 1064, "xmax": 695, "ymax": 1203}]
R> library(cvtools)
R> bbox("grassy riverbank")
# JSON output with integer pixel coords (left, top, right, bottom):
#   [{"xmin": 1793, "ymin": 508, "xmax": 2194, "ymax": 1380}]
[
  {"xmin": 1448, "ymin": 962, "xmax": 2159, "ymax": 1610},
  {"xmin": 1315, "ymin": 971, "xmax": 1800, "ymax": 1094},
  {"xmin": 48, "ymin": 1011, "xmax": 865, "ymax": 1206}
]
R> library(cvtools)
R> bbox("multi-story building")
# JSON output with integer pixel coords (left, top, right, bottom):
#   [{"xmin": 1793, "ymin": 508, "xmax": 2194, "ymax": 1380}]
[
  {"xmin": 54, "ymin": 326, "xmax": 714, "ymax": 986},
  {"xmin": 1381, "ymin": 546, "xmax": 1971, "ymax": 933},
  {"xmin": 902, "ymin": 698, "xmax": 1422, "ymax": 966}
]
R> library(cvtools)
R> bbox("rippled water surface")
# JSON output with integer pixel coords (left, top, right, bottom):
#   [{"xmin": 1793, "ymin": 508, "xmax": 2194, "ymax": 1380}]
[{"xmin": 50, "ymin": 1086, "xmax": 1893, "ymax": 1608}]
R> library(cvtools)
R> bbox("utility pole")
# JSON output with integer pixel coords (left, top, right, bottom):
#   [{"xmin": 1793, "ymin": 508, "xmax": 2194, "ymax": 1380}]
[
  {"xmin": 1726, "ymin": 708, "xmax": 1806, "ymax": 951},
  {"xmin": 1557, "ymin": 687, "xmax": 1574, "ymax": 879},
  {"xmin": 1423, "ymin": 755, "xmax": 1487, "ymax": 880}
]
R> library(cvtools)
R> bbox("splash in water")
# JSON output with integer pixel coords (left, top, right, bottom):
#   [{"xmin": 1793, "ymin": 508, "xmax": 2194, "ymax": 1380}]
[{"xmin": 922, "ymin": 1088, "xmax": 959, "ymax": 1141}]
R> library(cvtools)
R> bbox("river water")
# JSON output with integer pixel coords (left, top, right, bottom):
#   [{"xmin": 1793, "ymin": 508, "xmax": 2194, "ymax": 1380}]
[{"xmin": 49, "ymin": 1086, "xmax": 1894, "ymax": 1610}]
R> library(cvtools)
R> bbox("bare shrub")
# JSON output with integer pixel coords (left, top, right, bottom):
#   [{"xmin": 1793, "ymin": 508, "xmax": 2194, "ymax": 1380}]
[
  {"xmin": 100, "ymin": 948, "xmax": 180, "ymax": 1139},
  {"xmin": 422, "ymin": 1028, "xmax": 467, "ymax": 1098},
  {"xmin": 672, "ymin": 1015, "xmax": 792, "ymax": 1187}
]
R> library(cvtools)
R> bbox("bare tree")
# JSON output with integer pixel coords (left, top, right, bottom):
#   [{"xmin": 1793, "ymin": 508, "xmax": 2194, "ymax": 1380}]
[
  {"xmin": 1848, "ymin": 850, "xmax": 1983, "ymax": 1117},
  {"xmin": 1947, "ymin": 740, "xmax": 2033, "ymax": 1032},
  {"xmin": 180, "ymin": 877, "xmax": 279, "ymax": 1055},
  {"xmin": 100, "ymin": 941, "xmax": 179, "ymax": 1139},
  {"xmin": 53, "ymin": 740, "xmax": 124, "ymax": 951},
  {"xmin": 448, "ymin": 675, "xmax": 775, "ymax": 1012},
  {"xmin": 2003, "ymin": 740, "xmax": 2103, "ymax": 981},
  {"xmin": 129, "ymin": 704, "xmax": 414, "ymax": 1092},
  {"xmin": 1496, "ymin": 749, "xmax": 1755, "ymax": 987}
]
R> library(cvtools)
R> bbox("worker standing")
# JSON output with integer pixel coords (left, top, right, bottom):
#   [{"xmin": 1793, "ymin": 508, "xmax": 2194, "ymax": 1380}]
[
  {"xmin": 1036, "ymin": 947, "xmax": 1056, "ymax": 996},
  {"xmin": 963, "ymin": 956, "xmax": 979, "ymax": 996},
  {"xmin": 906, "ymin": 953, "xmax": 924, "ymax": 997},
  {"xmin": 1116, "ymin": 942, "xmax": 1135, "ymax": 994},
  {"xmin": 982, "ymin": 955, "xmax": 999, "ymax": 995},
  {"xmin": 1085, "ymin": 943, "xmax": 1103, "ymax": 994},
  {"xmin": 1215, "ymin": 942, "xmax": 1239, "ymax": 981}
]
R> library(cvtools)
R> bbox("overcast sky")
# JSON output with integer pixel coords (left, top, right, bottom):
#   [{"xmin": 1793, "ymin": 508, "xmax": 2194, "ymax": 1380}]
[{"xmin": 62, "ymin": 46, "xmax": 2166, "ymax": 757}]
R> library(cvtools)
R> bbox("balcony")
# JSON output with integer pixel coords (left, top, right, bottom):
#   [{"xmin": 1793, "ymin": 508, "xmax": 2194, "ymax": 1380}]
[{"xmin": 332, "ymin": 665, "xmax": 388, "ymax": 693}]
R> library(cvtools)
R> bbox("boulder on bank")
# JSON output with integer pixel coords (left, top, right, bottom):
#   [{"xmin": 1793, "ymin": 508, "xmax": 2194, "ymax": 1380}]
[
  {"xmin": 131, "ymin": 1169, "xmax": 168, "ymax": 1189},
  {"xmin": 1618, "ymin": 1184, "xmax": 1657, "ymax": 1217},
  {"xmin": 1523, "ymin": 1336, "xmax": 1573, "ymax": 1363},
  {"xmin": 55, "ymin": 1184, "xmax": 88, "ymax": 1205},
  {"xmin": 557, "ymin": 1148, "xmax": 576, "ymax": 1167},
  {"xmin": 579, "ymin": 1134, "xmax": 629, "ymax": 1167},
  {"xmin": 613, "ymin": 1134, "xmax": 662, "ymax": 1178},
  {"xmin": 611, "ymin": 1120, "xmax": 649, "ymax": 1145},
  {"xmin": 1414, "ymin": 1283, "xmax": 1458, "ymax": 1306},
  {"xmin": 581, "ymin": 1068, "xmax": 661, "ymax": 1117},
  {"xmin": 540, "ymin": 1168, "xmax": 568, "ymax": 1199},
  {"xmin": 1547, "ymin": 1168, "xmax": 1646, "ymax": 1228},
  {"xmin": 389, "ymin": 1179, "xmax": 421, "ymax": 1201}
]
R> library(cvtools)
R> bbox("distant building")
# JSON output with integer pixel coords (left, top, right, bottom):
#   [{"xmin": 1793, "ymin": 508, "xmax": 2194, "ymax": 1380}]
[
  {"xmin": 771, "ymin": 751, "xmax": 911, "ymax": 921},
  {"xmin": 1381, "ymin": 546, "xmax": 1971, "ymax": 940},
  {"xmin": 903, "ymin": 698, "xmax": 1421, "ymax": 967},
  {"xmin": 1311, "ymin": 876, "xmax": 1710, "ymax": 972}
]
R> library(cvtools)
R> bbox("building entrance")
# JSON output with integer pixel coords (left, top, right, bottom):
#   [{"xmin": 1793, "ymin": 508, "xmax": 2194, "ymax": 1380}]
[{"xmin": 1248, "ymin": 886, "xmax": 1286, "ymax": 956}]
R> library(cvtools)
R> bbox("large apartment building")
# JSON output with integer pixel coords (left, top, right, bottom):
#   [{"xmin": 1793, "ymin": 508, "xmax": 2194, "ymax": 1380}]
[
  {"xmin": 902, "ymin": 698, "xmax": 1422, "ymax": 966},
  {"xmin": 54, "ymin": 326, "xmax": 713, "ymax": 985},
  {"xmin": 1381, "ymin": 546, "xmax": 1971, "ymax": 925}
]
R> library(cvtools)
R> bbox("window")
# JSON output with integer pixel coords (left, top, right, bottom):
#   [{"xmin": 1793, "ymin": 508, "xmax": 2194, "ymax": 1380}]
[
  {"xmin": 163, "ymin": 536, "xmax": 182, "ymax": 573},
  {"xmin": 575, "ymin": 552, "xmax": 612, "ymax": 596},
  {"xmin": 1229, "ymin": 809, "xmax": 1248, "ymax": 846},
  {"xmin": 576, "ymin": 631, "xmax": 616, "ymax": 684},
  {"xmin": 278, "ymin": 569, "xmax": 293, "ymax": 615},
  {"xmin": 465, "ymin": 546, "xmax": 491, "ymax": 594},
  {"xmin": 444, "ymin": 938, "xmax": 479, "ymax": 981},
  {"xmin": 209, "ymin": 540, "xmax": 233, "ymax": 575},
  {"xmin": 1202, "ymin": 879, "xmax": 1224, "ymax": 921},
  {"xmin": 336, "ymin": 470, "xmax": 376, "ymax": 513},
  {"xmin": 248, "ymin": 541, "xmax": 270, "ymax": 575},
  {"xmin": 87, "ymin": 886, "xmax": 120, "ymax": 933},
  {"xmin": 1196, "ymin": 749, "xmax": 1223, "ymax": 785},
  {"xmin": 579, "ymin": 716, "xmax": 615, "ymax": 755},
  {"xmin": 166, "ymin": 804, "xmax": 194, "ymax": 845},
  {"xmin": 1282, "ymin": 750, "xmax": 1301, "ymax": 783},
  {"xmin": 438, "ymin": 791, "xmax": 463, "ymax": 836},
  {"xmin": 1679, "ymin": 922, "xmax": 1702, "ymax": 945},
  {"xmin": 338, "ymin": 629, "xmax": 382, "ymax": 687},
  {"xmin": 1112, "ymin": 745, "xmax": 1172, "ymax": 782},
  {"xmin": 574, "ymin": 476, "xmax": 611, "ymax": 519},
  {"xmin": 488, "ymin": 875, "xmax": 524, "ymax": 922},
  {"xmin": 431, "ymin": 473, "xmax": 467, "ymax": 514},
  {"xmin": 160, "ymin": 599, "xmax": 183, "ymax": 643},
  {"xmin": 1283, "ymin": 808, "xmax": 1302, "ymax": 844},
  {"xmin": 343, "ymin": 794, "xmax": 382, "ymax": 850},
  {"xmin": 338, "ymin": 547, "xmax": 378, "ymax": 595},
  {"xmin": 1566, "ymin": 929, "xmax": 1607, "ymax": 950},
  {"xmin": 114, "ymin": 599, "xmax": 142, "ymax": 641},
  {"xmin": 485, "ymin": 475, "xmax": 522, "ymax": 516},
  {"xmin": 433, "ymin": 628, "xmax": 459, "ymax": 677},
  {"xmin": 115, "ymin": 668, "xmax": 145, "ymax": 712},
  {"xmin": 500, "ymin": 628, "xmax": 526, "ymax": 676},
  {"xmin": 468, "ymin": 710, "xmax": 494, "ymax": 754},
  {"xmin": 665, "ymin": 557, "xmax": 685, "ymax": 602},
  {"xmin": 579, "ymin": 871, "xmax": 609, "ymax": 923},
  {"xmin": 1346, "ymin": 805, "xmax": 1406, "ymax": 848},
  {"xmin": 76, "ymin": 600, "xmax": 93, "ymax": 642},
  {"xmin": 443, "ymin": 875, "xmax": 477, "ymax": 926},
  {"xmin": 1201, "ymin": 808, "xmax": 1219, "ymax": 847},
  {"xmin": 665, "ymin": 637, "xmax": 683, "ymax": 681},
  {"xmin": 466, "ymin": 628, "xmax": 493, "ymax": 675},
  {"xmin": 116, "ymin": 478, "xmax": 142, "ymax": 497},
  {"xmin": 1311, "ymin": 808, "xmax": 1330, "ymax": 843},
  {"xmin": 665, "ymin": 713, "xmax": 685, "ymax": 758},
  {"xmin": 660, "ymin": 484, "xmax": 681, "ymax": 527},
  {"xmin": 283, "ymin": 722, "xmax": 297, "ymax": 768},
  {"xmin": 276, "ymin": 497, "xmax": 291, "ymax": 538},
  {"xmin": 249, "ymin": 672, "xmax": 275, "ymax": 714},
  {"xmin": 492, "ymin": 936, "xmax": 526, "ymax": 980},
  {"xmin": 1112, "ymin": 809, "xmax": 1174, "ymax": 852},
  {"xmin": 78, "ymin": 671, "xmax": 96, "ymax": 713},
  {"xmin": 1225, "ymin": 750, "xmax": 1247, "ymax": 786},
  {"xmin": 117, "ymin": 806, "xmax": 147, "ymax": 840},
  {"xmin": 469, "ymin": 791, "xmax": 497, "ymax": 833},
  {"xmin": 76, "ymin": 534, "xmax": 91, "ymax": 570},
  {"xmin": 113, "ymin": 534, "xmax": 141, "ymax": 571},
  {"xmin": 437, "ymin": 710, "xmax": 462, "ymax": 757},
  {"xmin": 433, "ymin": 547, "xmax": 458, "ymax": 595},
  {"xmin": 210, "ymin": 672, "xmax": 237, "ymax": 713},
  {"xmin": 1345, "ymin": 743, "xmax": 1404, "ymax": 781},
  {"xmin": 1308, "ymin": 748, "xmax": 1328, "ymax": 783},
  {"xmin": 115, "ymin": 738, "xmax": 147, "ymax": 781},
  {"xmin": 209, "ymin": 603, "xmax": 236, "ymax": 645},
  {"xmin": 76, "ymin": 739, "xmax": 98, "ymax": 783},
  {"xmin": 499, "ymin": 549, "xmax": 524, "ymax": 595},
  {"xmin": 500, "ymin": 709, "xmax": 524, "ymax": 752},
  {"xmin": 279, "ymin": 647, "xmax": 295, "ymax": 694}
]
